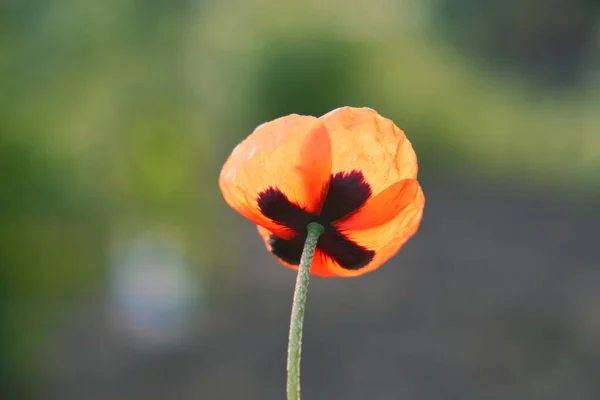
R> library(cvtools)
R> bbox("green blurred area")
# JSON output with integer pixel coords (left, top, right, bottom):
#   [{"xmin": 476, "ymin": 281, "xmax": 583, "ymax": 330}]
[{"xmin": 1, "ymin": 0, "xmax": 599, "ymax": 397}]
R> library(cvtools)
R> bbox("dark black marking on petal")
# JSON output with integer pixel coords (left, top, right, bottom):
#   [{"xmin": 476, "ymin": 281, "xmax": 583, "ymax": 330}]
[
  {"xmin": 268, "ymin": 229, "xmax": 374, "ymax": 270},
  {"xmin": 258, "ymin": 170, "xmax": 374, "ymax": 270},
  {"xmin": 267, "ymin": 234, "xmax": 305, "ymax": 265},
  {"xmin": 317, "ymin": 229, "xmax": 375, "ymax": 270},
  {"xmin": 320, "ymin": 171, "xmax": 372, "ymax": 221},
  {"xmin": 257, "ymin": 187, "xmax": 312, "ymax": 232}
]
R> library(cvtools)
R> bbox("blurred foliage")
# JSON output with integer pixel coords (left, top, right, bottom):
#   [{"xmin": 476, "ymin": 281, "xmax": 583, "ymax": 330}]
[
  {"xmin": 253, "ymin": 36, "xmax": 365, "ymax": 120},
  {"xmin": 0, "ymin": 135, "xmax": 102, "ymax": 396},
  {"xmin": 435, "ymin": 0, "xmax": 600, "ymax": 86},
  {"xmin": 0, "ymin": 1, "xmax": 225, "ymax": 397},
  {"xmin": 1, "ymin": 0, "xmax": 599, "ymax": 396}
]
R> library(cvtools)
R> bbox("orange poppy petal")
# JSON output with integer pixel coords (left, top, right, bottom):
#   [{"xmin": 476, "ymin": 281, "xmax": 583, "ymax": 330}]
[
  {"xmin": 337, "ymin": 179, "xmax": 421, "ymax": 231},
  {"xmin": 320, "ymin": 107, "xmax": 417, "ymax": 197},
  {"xmin": 219, "ymin": 114, "xmax": 332, "ymax": 235},
  {"xmin": 334, "ymin": 184, "xmax": 425, "ymax": 276}
]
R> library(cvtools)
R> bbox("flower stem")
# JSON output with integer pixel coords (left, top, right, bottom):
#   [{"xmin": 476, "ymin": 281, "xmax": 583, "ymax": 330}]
[{"xmin": 287, "ymin": 222, "xmax": 324, "ymax": 400}]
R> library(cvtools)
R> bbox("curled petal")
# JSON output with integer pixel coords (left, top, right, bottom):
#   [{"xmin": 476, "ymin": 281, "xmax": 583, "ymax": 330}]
[
  {"xmin": 337, "ymin": 179, "xmax": 421, "ymax": 231},
  {"xmin": 334, "ymin": 184, "xmax": 425, "ymax": 276}
]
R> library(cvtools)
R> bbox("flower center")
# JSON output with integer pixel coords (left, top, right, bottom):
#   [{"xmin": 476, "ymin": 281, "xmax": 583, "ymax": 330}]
[{"xmin": 257, "ymin": 170, "xmax": 375, "ymax": 270}]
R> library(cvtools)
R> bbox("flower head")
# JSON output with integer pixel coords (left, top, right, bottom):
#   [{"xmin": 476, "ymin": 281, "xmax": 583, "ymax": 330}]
[{"xmin": 219, "ymin": 107, "xmax": 425, "ymax": 277}]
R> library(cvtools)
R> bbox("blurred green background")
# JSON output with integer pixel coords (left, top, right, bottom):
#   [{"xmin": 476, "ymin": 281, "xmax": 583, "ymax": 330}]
[{"xmin": 1, "ymin": 0, "xmax": 600, "ymax": 399}]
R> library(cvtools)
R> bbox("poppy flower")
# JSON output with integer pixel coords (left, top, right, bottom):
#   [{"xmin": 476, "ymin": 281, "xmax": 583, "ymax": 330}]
[{"xmin": 219, "ymin": 106, "xmax": 425, "ymax": 277}]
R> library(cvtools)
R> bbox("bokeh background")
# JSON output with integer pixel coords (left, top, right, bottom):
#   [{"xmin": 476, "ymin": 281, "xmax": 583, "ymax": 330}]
[{"xmin": 2, "ymin": 0, "xmax": 600, "ymax": 399}]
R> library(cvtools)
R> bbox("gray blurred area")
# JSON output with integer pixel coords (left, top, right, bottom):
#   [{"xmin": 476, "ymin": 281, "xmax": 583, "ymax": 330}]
[
  {"xmin": 47, "ymin": 173, "xmax": 600, "ymax": 400},
  {"xmin": 2, "ymin": 0, "xmax": 600, "ymax": 399}
]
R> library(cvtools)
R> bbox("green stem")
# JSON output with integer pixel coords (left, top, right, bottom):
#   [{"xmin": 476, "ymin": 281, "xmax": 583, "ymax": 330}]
[{"xmin": 287, "ymin": 222, "xmax": 324, "ymax": 400}]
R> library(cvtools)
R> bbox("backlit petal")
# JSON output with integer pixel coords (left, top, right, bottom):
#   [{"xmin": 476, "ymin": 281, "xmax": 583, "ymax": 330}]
[
  {"xmin": 334, "ymin": 184, "xmax": 425, "ymax": 276},
  {"xmin": 320, "ymin": 107, "xmax": 417, "ymax": 197},
  {"xmin": 338, "ymin": 179, "xmax": 421, "ymax": 231},
  {"xmin": 219, "ymin": 114, "xmax": 332, "ymax": 236}
]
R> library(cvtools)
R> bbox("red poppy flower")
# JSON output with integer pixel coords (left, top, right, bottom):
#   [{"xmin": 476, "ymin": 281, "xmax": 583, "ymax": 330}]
[{"xmin": 219, "ymin": 107, "xmax": 425, "ymax": 277}]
